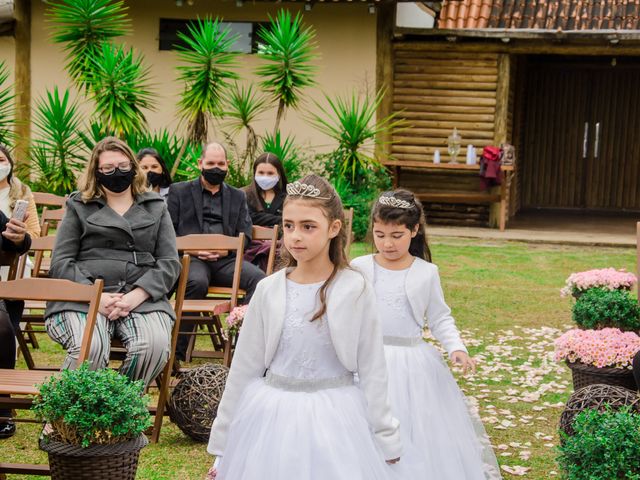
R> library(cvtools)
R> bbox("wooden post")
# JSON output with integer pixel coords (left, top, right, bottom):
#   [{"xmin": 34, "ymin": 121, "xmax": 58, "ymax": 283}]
[
  {"xmin": 375, "ymin": 4, "xmax": 395, "ymax": 166},
  {"xmin": 14, "ymin": 0, "xmax": 31, "ymax": 165},
  {"xmin": 490, "ymin": 53, "xmax": 511, "ymax": 228}
]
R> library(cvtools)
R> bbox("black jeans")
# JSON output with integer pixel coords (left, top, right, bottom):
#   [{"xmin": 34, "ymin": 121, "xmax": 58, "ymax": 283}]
[
  {"xmin": 175, "ymin": 256, "xmax": 265, "ymax": 360},
  {"xmin": 0, "ymin": 300, "xmax": 23, "ymax": 418}
]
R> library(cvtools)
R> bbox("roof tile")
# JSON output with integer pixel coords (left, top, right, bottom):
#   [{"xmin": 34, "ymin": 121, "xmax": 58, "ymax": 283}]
[{"xmin": 437, "ymin": 0, "xmax": 640, "ymax": 29}]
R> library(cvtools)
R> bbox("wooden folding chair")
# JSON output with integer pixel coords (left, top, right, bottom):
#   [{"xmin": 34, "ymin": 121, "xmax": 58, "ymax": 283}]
[
  {"xmin": 252, "ymin": 224, "xmax": 279, "ymax": 276},
  {"xmin": 150, "ymin": 254, "xmax": 190, "ymax": 444},
  {"xmin": 15, "ymin": 236, "xmax": 57, "ymax": 370},
  {"xmin": 343, "ymin": 207, "xmax": 355, "ymax": 258},
  {"xmin": 176, "ymin": 233, "xmax": 245, "ymax": 366},
  {"xmin": 0, "ymin": 277, "xmax": 103, "ymax": 478},
  {"xmin": 39, "ymin": 207, "xmax": 65, "ymax": 237},
  {"xmin": 32, "ymin": 192, "xmax": 67, "ymax": 209}
]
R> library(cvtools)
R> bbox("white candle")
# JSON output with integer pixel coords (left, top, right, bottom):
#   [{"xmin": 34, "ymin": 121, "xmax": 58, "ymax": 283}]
[{"xmin": 434, "ymin": 149, "xmax": 441, "ymax": 164}]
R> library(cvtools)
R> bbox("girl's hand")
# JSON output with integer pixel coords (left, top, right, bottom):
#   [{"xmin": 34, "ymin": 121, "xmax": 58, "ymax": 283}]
[
  {"xmin": 204, "ymin": 466, "xmax": 217, "ymax": 480},
  {"xmin": 451, "ymin": 350, "xmax": 477, "ymax": 375},
  {"xmin": 386, "ymin": 457, "xmax": 400, "ymax": 464},
  {"xmin": 99, "ymin": 293, "xmax": 123, "ymax": 317}
]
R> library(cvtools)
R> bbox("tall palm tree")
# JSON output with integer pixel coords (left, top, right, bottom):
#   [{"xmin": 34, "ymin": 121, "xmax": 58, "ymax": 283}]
[
  {"xmin": 172, "ymin": 17, "xmax": 240, "ymax": 176},
  {"xmin": 256, "ymin": 10, "xmax": 317, "ymax": 135},
  {"xmin": 47, "ymin": 0, "xmax": 130, "ymax": 92}
]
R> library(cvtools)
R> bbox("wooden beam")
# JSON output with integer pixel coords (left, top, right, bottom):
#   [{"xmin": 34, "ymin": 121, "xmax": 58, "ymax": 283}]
[
  {"xmin": 14, "ymin": 0, "xmax": 31, "ymax": 164},
  {"xmin": 493, "ymin": 54, "xmax": 510, "ymax": 145},
  {"xmin": 375, "ymin": 3, "xmax": 394, "ymax": 163},
  {"xmin": 393, "ymin": 39, "xmax": 640, "ymax": 56}
]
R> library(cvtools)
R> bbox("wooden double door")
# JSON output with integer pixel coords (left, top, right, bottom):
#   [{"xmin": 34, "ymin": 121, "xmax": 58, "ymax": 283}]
[{"xmin": 521, "ymin": 56, "xmax": 640, "ymax": 211}]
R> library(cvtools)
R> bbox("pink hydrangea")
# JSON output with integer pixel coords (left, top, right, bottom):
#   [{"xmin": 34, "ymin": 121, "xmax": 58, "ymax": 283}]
[
  {"xmin": 554, "ymin": 327, "xmax": 640, "ymax": 369},
  {"xmin": 223, "ymin": 304, "xmax": 249, "ymax": 340},
  {"xmin": 560, "ymin": 268, "xmax": 637, "ymax": 297}
]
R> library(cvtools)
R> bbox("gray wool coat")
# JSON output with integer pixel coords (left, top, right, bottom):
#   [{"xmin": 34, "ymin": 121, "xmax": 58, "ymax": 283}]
[{"xmin": 45, "ymin": 192, "xmax": 181, "ymax": 320}]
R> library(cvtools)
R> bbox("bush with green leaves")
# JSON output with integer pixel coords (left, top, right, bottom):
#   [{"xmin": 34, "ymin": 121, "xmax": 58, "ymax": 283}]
[
  {"xmin": 557, "ymin": 406, "xmax": 640, "ymax": 480},
  {"xmin": 33, "ymin": 363, "xmax": 151, "ymax": 448},
  {"xmin": 572, "ymin": 288, "xmax": 640, "ymax": 331}
]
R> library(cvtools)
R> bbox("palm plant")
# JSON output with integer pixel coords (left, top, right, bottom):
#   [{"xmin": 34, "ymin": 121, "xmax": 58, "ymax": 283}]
[
  {"xmin": 0, "ymin": 61, "xmax": 15, "ymax": 147},
  {"xmin": 308, "ymin": 89, "xmax": 403, "ymax": 186},
  {"xmin": 261, "ymin": 130, "xmax": 304, "ymax": 181},
  {"xmin": 222, "ymin": 82, "xmax": 269, "ymax": 171},
  {"xmin": 172, "ymin": 17, "xmax": 240, "ymax": 176},
  {"xmin": 27, "ymin": 87, "xmax": 88, "ymax": 195},
  {"xmin": 256, "ymin": 10, "xmax": 317, "ymax": 135},
  {"xmin": 47, "ymin": 0, "xmax": 130, "ymax": 92},
  {"xmin": 88, "ymin": 42, "xmax": 154, "ymax": 137}
]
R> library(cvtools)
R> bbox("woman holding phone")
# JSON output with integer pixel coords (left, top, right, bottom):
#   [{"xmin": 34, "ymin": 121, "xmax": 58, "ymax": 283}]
[{"xmin": 0, "ymin": 145, "xmax": 39, "ymax": 238}]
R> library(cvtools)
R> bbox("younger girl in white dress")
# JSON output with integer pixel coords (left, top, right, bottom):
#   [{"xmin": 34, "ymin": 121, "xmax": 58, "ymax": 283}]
[
  {"xmin": 206, "ymin": 175, "xmax": 411, "ymax": 480},
  {"xmin": 351, "ymin": 189, "xmax": 502, "ymax": 480}
]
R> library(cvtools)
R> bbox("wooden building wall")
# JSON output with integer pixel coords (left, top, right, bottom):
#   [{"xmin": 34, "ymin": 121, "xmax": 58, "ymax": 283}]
[{"xmin": 389, "ymin": 42, "xmax": 512, "ymax": 226}]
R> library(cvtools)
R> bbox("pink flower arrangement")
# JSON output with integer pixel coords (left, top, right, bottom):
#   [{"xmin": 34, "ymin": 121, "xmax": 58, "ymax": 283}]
[
  {"xmin": 554, "ymin": 327, "xmax": 640, "ymax": 369},
  {"xmin": 560, "ymin": 268, "xmax": 637, "ymax": 297},
  {"xmin": 223, "ymin": 304, "xmax": 249, "ymax": 340}
]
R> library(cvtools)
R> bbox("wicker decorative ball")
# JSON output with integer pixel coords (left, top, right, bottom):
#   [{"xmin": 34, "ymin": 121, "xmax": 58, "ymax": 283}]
[
  {"xmin": 168, "ymin": 363, "xmax": 229, "ymax": 442},
  {"xmin": 559, "ymin": 383, "xmax": 640, "ymax": 436}
]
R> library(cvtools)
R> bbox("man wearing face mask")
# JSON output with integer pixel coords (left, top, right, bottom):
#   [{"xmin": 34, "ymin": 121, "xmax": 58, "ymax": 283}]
[{"xmin": 167, "ymin": 142, "xmax": 265, "ymax": 361}]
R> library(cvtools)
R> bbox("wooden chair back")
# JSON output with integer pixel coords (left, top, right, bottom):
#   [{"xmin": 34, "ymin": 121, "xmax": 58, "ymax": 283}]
[
  {"xmin": 343, "ymin": 207, "xmax": 354, "ymax": 258},
  {"xmin": 17, "ymin": 235, "xmax": 56, "ymax": 278},
  {"xmin": 32, "ymin": 192, "xmax": 67, "ymax": 209},
  {"xmin": 0, "ymin": 278, "xmax": 103, "ymax": 366},
  {"xmin": 176, "ymin": 233, "xmax": 245, "ymax": 309},
  {"xmin": 151, "ymin": 254, "xmax": 190, "ymax": 443},
  {"xmin": 637, "ymin": 222, "xmax": 639, "ymax": 300},
  {"xmin": 40, "ymin": 207, "xmax": 65, "ymax": 236},
  {"xmin": 252, "ymin": 224, "xmax": 279, "ymax": 276}
]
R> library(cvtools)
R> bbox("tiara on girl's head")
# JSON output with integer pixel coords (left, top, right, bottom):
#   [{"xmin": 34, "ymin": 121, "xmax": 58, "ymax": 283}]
[
  {"xmin": 378, "ymin": 195, "xmax": 414, "ymax": 209},
  {"xmin": 286, "ymin": 181, "xmax": 331, "ymax": 200}
]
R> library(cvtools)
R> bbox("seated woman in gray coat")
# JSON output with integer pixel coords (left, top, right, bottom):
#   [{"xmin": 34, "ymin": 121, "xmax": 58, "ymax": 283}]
[{"xmin": 45, "ymin": 137, "xmax": 181, "ymax": 388}]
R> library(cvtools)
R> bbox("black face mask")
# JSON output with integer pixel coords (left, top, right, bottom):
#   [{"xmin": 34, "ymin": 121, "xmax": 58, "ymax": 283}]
[
  {"xmin": 96, "ymin": 169, "xmax": 136, "ymax": 194},
  {"xmin": 146, "ymin": 171, "xmax": 163, "ymax": 188},
  {"xmin": 202, "ymin": 167, "xmax": 227, "ymax": 186}
]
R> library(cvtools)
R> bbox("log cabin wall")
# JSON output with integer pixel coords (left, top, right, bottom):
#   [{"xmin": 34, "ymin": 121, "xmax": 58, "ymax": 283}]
[{"xmin": 391, "ymin": 42, "xmax": 512, "ymax": 226}]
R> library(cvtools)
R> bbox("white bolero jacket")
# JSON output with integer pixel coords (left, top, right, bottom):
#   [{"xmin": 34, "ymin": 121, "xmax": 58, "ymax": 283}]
[
  {"xmin": 207, "ymin": 267, "xmax": 403, "ymax": 460},
  {"xmin": 350, "ymin": 254, "xmax": 468, "ymax": 357}
]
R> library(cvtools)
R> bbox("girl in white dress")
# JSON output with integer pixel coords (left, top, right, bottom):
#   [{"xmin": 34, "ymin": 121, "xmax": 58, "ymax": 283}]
[
  {"xmin": 351, "ymin": 189, "xmax": 502, "ymax": 480},
  {"xmin": 206, "ymin": 175, "xmax": 412, "ymax": 480}
]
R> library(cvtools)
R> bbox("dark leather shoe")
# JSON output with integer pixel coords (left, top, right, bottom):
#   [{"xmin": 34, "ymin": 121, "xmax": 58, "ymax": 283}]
[{"xmin": 0, "ymin": 420, "xmax": 16, "ymax": 439}]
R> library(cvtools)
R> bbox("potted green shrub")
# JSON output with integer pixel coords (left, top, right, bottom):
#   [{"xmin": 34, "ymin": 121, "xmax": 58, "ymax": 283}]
[
  {"xmin": 34, "ymin": 364, "xmax": 150, "ymax": 480},
  {"xmin": 557, "ymin": 406, "xmax": 640, "ymax": 479},
  {"xmin": 572, "ymin": 288, "xmax": 640, "ymax": 331}
]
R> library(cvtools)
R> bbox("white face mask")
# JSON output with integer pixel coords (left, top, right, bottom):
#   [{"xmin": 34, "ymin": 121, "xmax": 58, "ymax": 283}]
[
  {"xmin": 255, "ymin": 175, "xmax": 279, "ymax": 191},
  {"xmin": 0, "ymin": 164, "xmax": 10, "ymax": 181}
]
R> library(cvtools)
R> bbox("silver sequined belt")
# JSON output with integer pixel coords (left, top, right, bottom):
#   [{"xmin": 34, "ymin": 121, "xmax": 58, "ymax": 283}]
[
  {"xmin": 265, "ymin": 371, "xmax": 354, "ymax": 393},
  {"xmin": 383, "ymin": 336, "xmax": 423, "ymax": 347}
]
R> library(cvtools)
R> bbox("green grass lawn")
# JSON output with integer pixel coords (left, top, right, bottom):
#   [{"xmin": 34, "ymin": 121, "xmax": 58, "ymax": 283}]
[{"xmin": 3, "ymin": 238, "xmax": 636, "ymax": 479}]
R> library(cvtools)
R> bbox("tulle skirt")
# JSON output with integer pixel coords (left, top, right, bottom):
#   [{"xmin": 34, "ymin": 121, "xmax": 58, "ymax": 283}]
[
  {"xmin": 216, "ymin": 377, "xmax": 418, "ymax": 480},
  {"xmin": 385, "ymin": 342, "xmax": 502, "ymax": 480}
]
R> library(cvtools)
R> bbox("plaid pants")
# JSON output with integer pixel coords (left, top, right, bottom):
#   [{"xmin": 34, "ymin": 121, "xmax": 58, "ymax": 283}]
[{"xmin": 46, "ymin": 310, "xmax": 173, "ymax": 388}]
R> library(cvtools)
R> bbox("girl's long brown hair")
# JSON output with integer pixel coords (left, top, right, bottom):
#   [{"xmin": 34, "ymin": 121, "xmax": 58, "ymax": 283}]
[{"xmin": 280, "ymin": 174, "xmax": 348, "ymax": 321}]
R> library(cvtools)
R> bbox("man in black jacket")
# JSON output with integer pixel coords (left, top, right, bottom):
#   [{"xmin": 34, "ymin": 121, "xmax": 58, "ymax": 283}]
[
  {"xmin": 0, "ymin": 210, "xmax": 31, "ymax": 439},
  {"xmin": 168, "ymin": 142, "xmax": 265, "ymax": 360}
]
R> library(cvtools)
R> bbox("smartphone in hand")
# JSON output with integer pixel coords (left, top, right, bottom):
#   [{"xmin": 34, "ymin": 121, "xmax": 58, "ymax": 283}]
[{"xmin": 11, "ymin": 199, "xmax": 28, "ymax": 222}]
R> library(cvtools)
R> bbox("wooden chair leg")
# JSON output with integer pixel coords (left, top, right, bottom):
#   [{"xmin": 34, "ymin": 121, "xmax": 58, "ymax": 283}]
[
  {"xmin": 15, "ymin": 327, "xmax": 35, "ymax": 370},
  {"xmin": 24, "ymin": 322, "xmax": 39, "ymax": 348}
]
